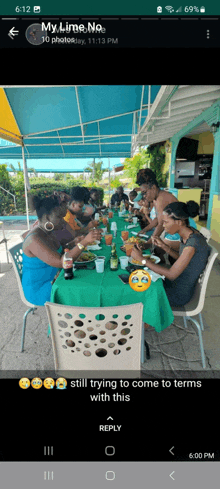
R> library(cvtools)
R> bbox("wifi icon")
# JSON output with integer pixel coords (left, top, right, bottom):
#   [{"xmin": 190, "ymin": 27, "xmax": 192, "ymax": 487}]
[{"xmin": 165, "ymin": 5, "xmax": 174, "ymax": 12}]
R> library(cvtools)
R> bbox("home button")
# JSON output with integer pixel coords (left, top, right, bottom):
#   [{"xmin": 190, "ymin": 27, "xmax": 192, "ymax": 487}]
[
  {"xmin": 106, "ymin": 471, "xmax": 115, "ymax": 481},
  {"xmin": 105, "ymin": 446, "xmax": 115, "ymax": 456}
]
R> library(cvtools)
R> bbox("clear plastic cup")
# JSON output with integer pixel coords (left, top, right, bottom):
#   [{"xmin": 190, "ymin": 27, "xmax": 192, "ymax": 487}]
[
  {"xmin": 95, "ymin": 258, "xmax": 105, "ymax": 273},
  {"xmin": 119, "ymin": 256, "xmax": 129, "ymax": 269},
  {"xmin": 133, "ymin": 217, "xmax": 138, "ymax": 224},
  {"xmin": 111, "ymin": 222, "xmax": 117, "ymax": 230}
]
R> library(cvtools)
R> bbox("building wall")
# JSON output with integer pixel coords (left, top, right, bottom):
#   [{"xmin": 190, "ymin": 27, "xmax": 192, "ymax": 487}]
[
  {"xmin": 189, "ymin": 131, "xmax": 214, "ymax": 154},
  {"xmin": 210, "ymin": 195, "xmax": 220, "ymax": 243}
]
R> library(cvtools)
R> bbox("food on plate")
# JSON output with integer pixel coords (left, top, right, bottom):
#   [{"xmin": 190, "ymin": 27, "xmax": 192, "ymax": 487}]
[
  {"xmin": 76, "ymin": 251, "xmax": 96, "ymax": 262},
  {"xmin": 131, "ymin": 256, "xmax": 157, "ymax": 265},
  {"xmin": 124, "ymin": 236, "xmax": 146, "ymax": 245}
]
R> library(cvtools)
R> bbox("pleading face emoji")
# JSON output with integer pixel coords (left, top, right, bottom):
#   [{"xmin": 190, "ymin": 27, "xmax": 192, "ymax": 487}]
[
  {"xmin": 31, "ymin": 377, "xmax": 43, "ymax": 389},
  {"xmin": 129, "ymin": 270, "xmax": 151, "ymax": 292}
]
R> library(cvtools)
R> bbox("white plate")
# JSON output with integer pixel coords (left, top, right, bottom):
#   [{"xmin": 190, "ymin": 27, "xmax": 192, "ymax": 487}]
[{"xmin": 129, "ymin": 255, "xmax": 160, "ymax": 267}]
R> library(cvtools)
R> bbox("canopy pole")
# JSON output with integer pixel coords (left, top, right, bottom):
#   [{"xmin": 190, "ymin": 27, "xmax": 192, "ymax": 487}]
[
  {"xmin": 22, "ymin": 145, "xmax": 30, "ymax": 230},
  {"xmin": 108, "ymin": 158, "xmax": 111, "ymax": 206}
]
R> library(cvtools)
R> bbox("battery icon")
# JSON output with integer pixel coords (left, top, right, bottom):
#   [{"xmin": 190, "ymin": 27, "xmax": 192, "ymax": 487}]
[{"xmin": 200, "ymin": 6, "xmax": 205, "ymax": 12}]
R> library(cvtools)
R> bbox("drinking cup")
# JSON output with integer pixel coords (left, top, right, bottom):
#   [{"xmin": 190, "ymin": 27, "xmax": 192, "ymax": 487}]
[
  {"xmin": 121, "ymin": 230, "xmax": 129, "ymax": 241},
  {"xmin": 102, "ymin": 217, "xmax": 108, "ymax": 226},
  {"xmin": 119, "ymin": 256, "xmax": 129, "ymax": 269},
  {"xmin": 105, "ymin": 234, "xmax": 113, "ymax": 245},
  {"xmin": 111, "ymin": 222, "xmax": 117, "ymax": 231},
  {"xmin": 95, "ymin": 259, "xmax": 105, "ymax": 273},
  {"xmin": 125, "ymin": 243, "xmax": 134, "ymax": 256},
  {"xmin": 118, "ymin": 212, "xmax": 123, "ymax": 217},
  {"xmin": 133, "ymin": 217, "xmax": 138, "ymax": 224},
  {"xmin": 108, "ymin": 211, "xmax": 113, "ymax": 218},
  {"xmin": 102, "ymin": 227, "xmax": 107, "ymax": 236},
  {"xmin": 94, "ymin": 213, "xmax": 100, "ymax": 221}
]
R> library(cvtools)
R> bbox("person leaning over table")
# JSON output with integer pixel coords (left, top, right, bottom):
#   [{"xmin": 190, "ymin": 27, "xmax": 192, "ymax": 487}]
[
  {"xmin": 131, "ymin": 200, "xmax": 210, "ymax": 310},
  {"xmin": 128, "ymin": 190, "xmax": 138, "ymax": 211},
  {"xmin": 136, "ymin": 176, "xmax": 197, "ymax": 263},
  {"xmin": 21, "ymin": 194, "xmax": 102, "ymax": 306},
  {"xmin": 89, "ymin": 188, "xmax": 107, "ymax": 213},
  {"xmin": 75, "ymin": 187, "xmax": 96, "ymax": 225},
  {"xmin": 21, "ymin": 189, "xmax": 72, "ymax": 241},
  {"xmin": 64, "ymin": 186, "xmax": 99, "ymax": 232},
  {"xmin": 137, "ymin": 198, "xmax": 157, "ymax": 236}
]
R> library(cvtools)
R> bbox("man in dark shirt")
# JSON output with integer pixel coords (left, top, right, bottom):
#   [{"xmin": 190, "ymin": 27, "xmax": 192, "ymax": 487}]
[{"xmin": 110, "ymin": 186, "xmax": 129, "ymax": 207}]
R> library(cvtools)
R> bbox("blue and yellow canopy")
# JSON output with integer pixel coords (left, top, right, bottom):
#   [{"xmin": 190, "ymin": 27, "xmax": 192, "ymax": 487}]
[{"xmin": 0, "ymin": 86, "xmax": 161, "ymax": 160}]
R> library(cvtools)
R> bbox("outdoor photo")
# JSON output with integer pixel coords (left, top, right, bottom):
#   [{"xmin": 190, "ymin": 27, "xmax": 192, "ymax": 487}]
[{"xmin": 0, "ymin": 85, "xmax": 220, "ymax": 379}]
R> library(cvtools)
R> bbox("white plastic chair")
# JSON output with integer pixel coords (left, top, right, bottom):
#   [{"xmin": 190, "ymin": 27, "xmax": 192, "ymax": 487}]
[
  {"xmin": 198, "ymin": 227, "xmax": 212, "ymax": 243},
  {"xmin": 172, "ymin": 244, "xmax": 218, "ymax": 368},
  {"xmin": 45, "ymin": 302, "xmax": 144, "ymax": 378},
  {"xmin": 8, "ymin": 242, "xmax": 38, "ymax": 352}
]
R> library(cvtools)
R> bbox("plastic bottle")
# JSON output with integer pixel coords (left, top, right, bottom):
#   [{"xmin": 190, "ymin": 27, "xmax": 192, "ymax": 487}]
[
  {"xmin": 110, "ymin": 243, "xmax": 119, "ymax": 271},
  {"xmin": 63, "ymin": 248, "xmax": 74, "ymax": 280}
]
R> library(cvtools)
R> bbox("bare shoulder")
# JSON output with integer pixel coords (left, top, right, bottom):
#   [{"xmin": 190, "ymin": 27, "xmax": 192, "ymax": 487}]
[
  {"xmin": 160, "ymin": 190, "xmax": 178, "ymax": 203},
  {"xmin": 22, "ymin": 231, "xmax": 42, "ymax": 257},
  {"xmin": 23, "ymin": 230, "xmax": 58, "ymax": 257}
]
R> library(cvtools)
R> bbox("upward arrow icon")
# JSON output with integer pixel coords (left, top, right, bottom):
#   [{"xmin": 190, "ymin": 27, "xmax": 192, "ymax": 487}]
[{"xmin": 107, "ymin": 416, "xmax": 114, "ymax": 420}]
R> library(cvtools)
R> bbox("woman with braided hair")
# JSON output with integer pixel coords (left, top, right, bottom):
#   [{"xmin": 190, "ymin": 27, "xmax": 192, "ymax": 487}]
[{"xmin": 131, "ymin": 200, "xmax": 210, "ymax": 307}]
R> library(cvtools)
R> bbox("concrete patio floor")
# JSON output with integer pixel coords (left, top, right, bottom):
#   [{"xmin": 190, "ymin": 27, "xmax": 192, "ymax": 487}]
[{"xmin": 0, "ymin": 229, "xmax": 220, "ymax": 377}]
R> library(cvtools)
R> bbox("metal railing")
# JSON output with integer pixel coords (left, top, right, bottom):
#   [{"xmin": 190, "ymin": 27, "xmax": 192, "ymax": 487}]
[{"xmin": 0, "ymin": 186, "xmax": 17, "ymax": 212}]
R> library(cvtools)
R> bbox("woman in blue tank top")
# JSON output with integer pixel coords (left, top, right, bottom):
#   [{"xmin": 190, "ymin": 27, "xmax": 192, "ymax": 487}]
[{"xmin": 22, "ymin": 194, "xmax": 102, "ymax": 306}]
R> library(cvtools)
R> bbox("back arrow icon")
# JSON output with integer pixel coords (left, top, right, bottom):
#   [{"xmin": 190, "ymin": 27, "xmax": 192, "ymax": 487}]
[
  {"xmin": 169, "ymin": 446, "xmax": 175, "ymax": 456},
  {"xmin": 170, "ymin": 471, "xmax": 175, "ymax": 480},
  {"xmin": 8, "ymin": 27, "xmax": 19, "ymax": 40}
]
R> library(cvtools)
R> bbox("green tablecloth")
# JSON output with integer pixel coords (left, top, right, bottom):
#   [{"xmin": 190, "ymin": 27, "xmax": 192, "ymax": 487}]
[{"xmin": 51, "ymin": 212, "xmax": 174, "ymax": 332}]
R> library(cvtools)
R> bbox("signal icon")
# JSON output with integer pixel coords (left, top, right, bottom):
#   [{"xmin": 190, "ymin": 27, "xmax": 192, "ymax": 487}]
[
  {"xmin": 165, "ymin": 5, "xmax": 174, "ymax": 12},
  {"xmin": 176, "ymin": 6, "xmax": 182, "ymax": 12}
]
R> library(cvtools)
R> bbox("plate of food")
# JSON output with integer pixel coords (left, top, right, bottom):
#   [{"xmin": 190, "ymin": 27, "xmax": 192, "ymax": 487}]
[
  {"xmin": 124, "ymin": 236, "xmax": 146, "ymax": 246},
  {"xmin": 120, "ymin": 237, "xmax": 146, "ymax": 253},
  {"xmin": 75, "ymin": 251, "xmax": 97, "ymax": 264},
  {"xmin": 129, "ymin": 255, "xmax": 160, "ymax": 267},
  {"xmin": 124, "ymin": 217, "xmax": 134, "ymax": 222}
]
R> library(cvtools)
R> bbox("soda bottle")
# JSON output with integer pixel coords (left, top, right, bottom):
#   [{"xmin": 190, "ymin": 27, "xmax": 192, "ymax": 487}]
[
  {"xmin": 63, "ymin": 248, "xmax": 74, "ymax": 280},
  {"xmin": 110, "ymin": 243, "xmax": 118, "ymax": 271}
]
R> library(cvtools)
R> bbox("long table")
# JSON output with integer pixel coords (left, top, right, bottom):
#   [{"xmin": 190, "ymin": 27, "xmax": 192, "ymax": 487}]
[{"xmin": 51, "ymin": 212, "xmax": 174, "ymax": 332}]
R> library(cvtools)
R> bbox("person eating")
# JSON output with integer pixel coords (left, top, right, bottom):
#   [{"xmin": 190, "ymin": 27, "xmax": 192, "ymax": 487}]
[
  {"xmin": 110, "ymin": 186, "xmax": 129, "ymax": 208},
  {"xmin": 131, "ymin": 200, "xmax": 210, "ymax": 308},
  {"xmin": 22, "ymin": 194, "xmax": 102, "ymax": 306},
  {"xmin": 64, "ymin": 186, "xmax": 99, "ymax": 232},
  {"xmin": 138, "ymin": 199, "xmax": 157, "ymax": 236},
  {"xmin": 89, "ymin": 188, "xmax": 106, "ymax": 213}
]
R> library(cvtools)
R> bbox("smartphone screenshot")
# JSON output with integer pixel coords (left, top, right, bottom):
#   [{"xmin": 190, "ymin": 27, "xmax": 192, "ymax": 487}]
[{"xmin": 0, "ymin": 0, "xmax": 220, "ymax": 487}]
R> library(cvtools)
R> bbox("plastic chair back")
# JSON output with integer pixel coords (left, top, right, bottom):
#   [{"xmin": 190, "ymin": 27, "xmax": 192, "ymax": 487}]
[
  {"xmin": 45, "ymin": 302, "xmax": 143, "ymax": 377},
  {"xmin": 198, "ymin": 227, "xmax": 212, "ymax": 243},
  {"xmin": 174, "ymin": 244, "xmax": 218, "ymax": 316},
  {"xmin": 8, "ymin": 242, "xmax": 35, "ymax": 308},
  {"xmin": 196, "ymin": 244, "xmax": 218, "ymax": 311}
]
